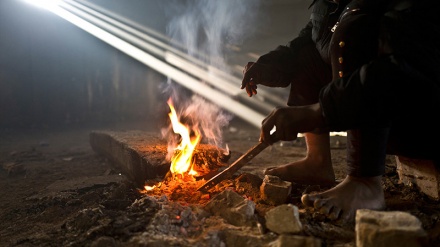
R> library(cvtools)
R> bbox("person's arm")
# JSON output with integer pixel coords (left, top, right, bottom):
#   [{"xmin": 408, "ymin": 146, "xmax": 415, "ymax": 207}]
[
  {"xmin": 258, "ymin": 55, "xmax": 409, "ymax": 145},
  {"xmin": 241, "ymin": 21, "xmax": 314, "ymax": 97},
  {"xmin": 260, "ymin": 102, "xmax": 326, "ymax": 144}
]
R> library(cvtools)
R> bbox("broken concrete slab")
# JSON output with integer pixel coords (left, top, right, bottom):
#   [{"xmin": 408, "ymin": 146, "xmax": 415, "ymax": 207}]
[
  {"xmin": 260, "ymin": 175, "xmax": 292, "ymax": 206},
  {"xmin": 89, "ymin": 130, "xmax": 230, "ymax": 188},
  {"xmin": 356, "ymin": 209, "xmax": 428, "ymax": 247},
  {"xmin": 265, "ymin": 204, "xmax": 302, "ymax": 235},
  {"xmin": 396, "ymin": 156, "xmax": 440, "ymax": 200},
  {"xmin": 89, "ymin": 130, "xmax": 170, "ymax": 188}
]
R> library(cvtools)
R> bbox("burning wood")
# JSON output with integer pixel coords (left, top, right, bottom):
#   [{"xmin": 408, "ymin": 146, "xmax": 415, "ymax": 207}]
[
  {"xmin": 182, "ymin": 144, "xmax": 230, "ymax": 177},
  {"xmin": 143, "ymin": 97, "xmax": 231, "ymax": 202},
  {"xmin": 164, "ymin": 98, "xmax": 230, "ymax": 177}
]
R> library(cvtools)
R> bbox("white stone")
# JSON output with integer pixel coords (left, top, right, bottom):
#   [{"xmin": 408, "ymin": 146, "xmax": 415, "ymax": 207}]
[
  {"xmin": 396, "ymin": 155, "xmax": 440, "ymax": 200},
  {"xmin": 356, "ymin": 209, "xmax": 427, "ymax": 247},
  {"xmin": 260, "ymin": 175, "xmax": 292, "ymax": 206},
  {"xmin": 265, "ymin": 204, "xmax": 302, "ymax": 234},
  {"xmin": 268, "ymin": 235, "xmax": 321, "ymax": 247},
  {"xmin": 204, "ymin": 189, "xmax": 256, "ymax": 226}
]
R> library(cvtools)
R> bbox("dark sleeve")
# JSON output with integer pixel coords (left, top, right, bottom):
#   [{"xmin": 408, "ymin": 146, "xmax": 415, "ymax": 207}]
[
  {"xmin": 257, "ymin": 20, "xmax": 313, "ymax": 64},
  {"xmin": 288, "ymin": 20, "xmax": 313, "ymax": 52},
  {"xmin": 251, "ymin": 21, "xmax": 314, "ymax": 87}
]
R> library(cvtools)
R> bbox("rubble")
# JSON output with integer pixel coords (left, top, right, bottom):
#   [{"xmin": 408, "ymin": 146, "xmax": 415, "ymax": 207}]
[
  {"xmin": 396, "ymin": 155, "xmax": 440, "ymax": 200},
  {"xmin": 3, "ymin": 128, "xmax": 440, "ymax": 246},
  {"xmin": 265, "ymin": 204, "xmax": 302, "ymax": 235},
  {"xmin": 204, "ymin": 189, "xmax": 257, "ymax": 227},
  {"xmin": 355, "ymin": 209, "xmax": 428, "ymax": 247},
  {"xmin": 268, "ymin": 235, "xmax": 321, "ymax": 247},
  {"xmin": 223, "ymin": 228, "xmax": 272, "ymax": 247},
  {"xmin": 260, "ymin": 175, "xmax": 292, "ymax": 205}
]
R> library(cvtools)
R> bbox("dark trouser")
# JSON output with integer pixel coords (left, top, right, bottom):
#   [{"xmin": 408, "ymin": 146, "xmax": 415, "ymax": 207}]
[
  {"xmin": 347, "ymin": 124, "xmax": 440, "ymax": 178},
  {"xmin": 346, "ymin": 58, "xmax": 440, "ymax": 177},
  {"xmin": 346, "ymin": 128, "xmax": 389, "ymax": 177}
]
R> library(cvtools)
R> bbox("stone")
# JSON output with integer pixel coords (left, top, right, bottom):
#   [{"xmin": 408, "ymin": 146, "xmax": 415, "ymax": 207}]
[
  {"xmin": 224, "ymin": 229, "xmax": 267, "ymax": 247},
  {"xmin": 2, "ymin": 162, "xmax": 25, "ymax": 176},
  {"xmin": 90, "ymin": 236, "xmax": 116, "ymax": 247},
  {"xmin": 260, "ymin": 175, "xmax": 292, "ymax": 205},
  {"xmin": 268, "ymin": 235, "xmax": 321, "ymax": 247},
  {"xmin": 356, "ymin": 209, "xmax": 428, "ymax": 247},
  {"xmin": 396, "ymin": 155, "xmax": 440, "ymax": 200},
  {"xmin": 204, "ymin": 189, "xmax": 256, "ymax": 226},
  {"xmin": 265, "ymin": 204, "xmax": 302, "ymax": 235}
]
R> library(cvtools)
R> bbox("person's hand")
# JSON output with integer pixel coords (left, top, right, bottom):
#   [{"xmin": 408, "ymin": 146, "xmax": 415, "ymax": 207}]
[
  {"xmin": 241, "ymin": 62, "xmax": 259, "ymax": 97},
  {"xmin": 241, "ymin": 62, "xmax": 293, "ymax": 97},
  {"xmin": 260, "ymin": 103, "xmax": 326, "ymax": 145},
  {"xmin": 241, "ymin": 47, "xmax": 294, "ymax": 97}
]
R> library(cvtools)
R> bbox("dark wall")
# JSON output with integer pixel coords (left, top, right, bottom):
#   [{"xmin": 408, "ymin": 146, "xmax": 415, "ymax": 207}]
[{"xmin": 0, "ymin": 0, "xmax": 166, "ymax": 129}]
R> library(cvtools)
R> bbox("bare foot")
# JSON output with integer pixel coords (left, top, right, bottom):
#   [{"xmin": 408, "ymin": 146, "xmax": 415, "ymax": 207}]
[
  {"xmin": 264, "ymin": 157, "xmax": 335, "ymax": 186},
  {"xmin": 264, "ymin": 132, "xmax": 336, "ymax": 186},
  {"xmin": 301, "ymin": 175, "xmax": 385, "ymax": 223}
]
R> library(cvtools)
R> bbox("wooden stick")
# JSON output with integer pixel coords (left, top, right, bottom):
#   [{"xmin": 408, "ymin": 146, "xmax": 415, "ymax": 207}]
[{"xmin": 197, "ymin": 142, "xmax": 268, "ymax": 192}]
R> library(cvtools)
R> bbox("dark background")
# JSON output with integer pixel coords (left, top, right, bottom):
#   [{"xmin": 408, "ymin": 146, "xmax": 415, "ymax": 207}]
[{"xmin": 0, "ymin": 0, "xmax": 310, "ymax": 129}]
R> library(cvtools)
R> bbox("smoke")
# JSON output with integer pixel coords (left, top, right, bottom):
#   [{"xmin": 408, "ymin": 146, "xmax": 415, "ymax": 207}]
[
  {"xmin": 161, "ymin": 81, "xmax": 232, "ymax": 155},
  {"xmin": 165, "ymin": 0, "xmax": 261, "ymax": 70},
  {"xmin": 160, "ymin": 0, "xmax": 260, "ymax": 156}
]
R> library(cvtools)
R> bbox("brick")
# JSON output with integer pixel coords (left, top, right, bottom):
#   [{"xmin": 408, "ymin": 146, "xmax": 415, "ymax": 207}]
[{"xmin": 396, "ymin": 155, "xmax": 440, "ymax": 200}]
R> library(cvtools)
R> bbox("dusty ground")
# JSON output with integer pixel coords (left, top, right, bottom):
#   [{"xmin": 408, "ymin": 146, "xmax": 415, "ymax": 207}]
[{"xmin": 1, "ymin": 119, "xmax": 440, "ymax": 246}]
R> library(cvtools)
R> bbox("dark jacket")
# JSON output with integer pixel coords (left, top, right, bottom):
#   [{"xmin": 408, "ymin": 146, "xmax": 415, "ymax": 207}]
[
  {"xmin": 286, "ymin": 0, "xmax": 384, "ymax": 105},
  {"xmin": 319, "ymin": 0, "xmax": 440, "ymax": 131},
  {"xmin": 256, "ymin": 0, "xmax": 440, "ymax": 130}
]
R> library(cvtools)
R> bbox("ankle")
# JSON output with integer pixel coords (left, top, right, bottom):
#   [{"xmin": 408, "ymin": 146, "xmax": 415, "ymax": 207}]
[
  {"xmin": 346, "ymin": 175, "xmax": 383, "ymax": 190},
  {"xmin": 347, "ymin": 175, "xmax": 382, "ymax": 182},
  {"xmin": 304, "ymin": 153, "xmax": 332, "ymax": 167}
]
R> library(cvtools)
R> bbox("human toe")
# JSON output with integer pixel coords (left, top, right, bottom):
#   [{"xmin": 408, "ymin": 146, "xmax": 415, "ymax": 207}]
[
  {"xmin": 328, "ymin": 207, "xmax": 341, "ymax": 220},
  {"xmin": 301, "ymin": 193, "xmax": 320, "ymax": 207},
  {"xmin": 318, "ymin": 203, "xmax": 333, "ymax": 215}
]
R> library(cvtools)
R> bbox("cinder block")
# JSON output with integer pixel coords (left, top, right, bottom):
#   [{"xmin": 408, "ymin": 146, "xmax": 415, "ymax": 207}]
[
  {"xmin": 396, "ymin": 156, "xmax": 440, "ymax": 200},
  {"xmin": 89, "ymin": 130, "xmax": 169, "ymax": 188}
]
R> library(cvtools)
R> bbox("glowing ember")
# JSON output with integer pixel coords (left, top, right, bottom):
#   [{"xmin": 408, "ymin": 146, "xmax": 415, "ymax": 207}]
[
  {"xmin": 144, "ymin": 185, "xmax": 156, "ymax": 191},
  {"xmin": 167, "ymin": 98, "xmax": 201, "ymax": 177}
]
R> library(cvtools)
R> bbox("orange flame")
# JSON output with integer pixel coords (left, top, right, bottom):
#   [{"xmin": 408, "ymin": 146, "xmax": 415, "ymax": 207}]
[{"xmin": 167, "ymin": 98, "xmax": 201, "ymax": 176}]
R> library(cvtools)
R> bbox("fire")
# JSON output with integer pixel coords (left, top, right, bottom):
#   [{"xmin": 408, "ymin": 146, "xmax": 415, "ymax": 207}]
[
  {"xmin": 144, "ymin": 185, "xmax": 156, "ymax": 191},
  {"xmin": 167, "ymin": 98, "xmax": 201, "ymax": 177}
]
